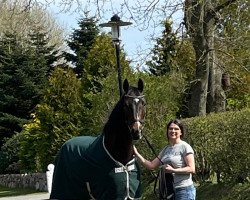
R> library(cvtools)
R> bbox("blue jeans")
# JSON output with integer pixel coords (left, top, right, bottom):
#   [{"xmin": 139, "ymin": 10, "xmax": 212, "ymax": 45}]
[{"xmin": 174, "ymin": 184, "xmax": 196, "ymax": 200}]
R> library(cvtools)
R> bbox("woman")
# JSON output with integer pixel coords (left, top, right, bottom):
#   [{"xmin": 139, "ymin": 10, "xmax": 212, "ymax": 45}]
[{"xmin": 133, "ymin": 119, "xmax": 196, "ymax": 200}]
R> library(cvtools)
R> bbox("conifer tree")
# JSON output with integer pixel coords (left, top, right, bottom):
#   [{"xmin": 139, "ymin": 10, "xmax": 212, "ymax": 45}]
[
  {"xmin": 63, "ymin": 16, "xmax": 99, "ymax": 78},
  {"xmin": 146, "ymin": 19, "xmax": 178, "ymax": 76},
  {"xmin": 0, "ymin": 30, "xmax": 59, "ymax": 147},
  {"xmin": 28, "ymin": 26, "xmax": 59, "ymax": 74}
]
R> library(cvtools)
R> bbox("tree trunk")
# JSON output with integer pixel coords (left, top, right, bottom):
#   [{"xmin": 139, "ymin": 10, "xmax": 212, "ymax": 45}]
[
  {"xmin": 207, "ymin": 52, "xmax": 226, "ymax": 113},
  {"xmin": 185, "ymin": 0, "xmax": 209, "ymax": 117},
  {"xmin": 206, "ymin": 16, "xmax": 226, "ymax": 113},
  {"xmin": 188, "ymin": 43, "xmax": 209, "ymax": 117},
  {"xmin": 185, "ymin": 0, "xmax": 227, "ymax": 117},
  {"xmin": 207, "ymin": 27, "xmax": 216, "ymax": 113}
]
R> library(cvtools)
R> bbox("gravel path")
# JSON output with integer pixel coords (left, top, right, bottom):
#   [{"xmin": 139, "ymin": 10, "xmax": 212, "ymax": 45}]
[{"xmin": 0, "ymin": 193, "xmax": 50, "ymax": 200}]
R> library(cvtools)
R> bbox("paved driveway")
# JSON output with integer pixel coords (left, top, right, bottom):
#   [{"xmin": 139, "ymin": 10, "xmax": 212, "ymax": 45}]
[{"xmin": 0, "ymin": 193, "xmax": 50, "ymax": 200}]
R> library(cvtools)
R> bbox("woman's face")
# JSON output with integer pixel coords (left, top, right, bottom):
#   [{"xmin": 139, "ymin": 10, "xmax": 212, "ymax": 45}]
[{"xmin": 167, "ymin": 123, "xmax": 182, "ymax": 140}]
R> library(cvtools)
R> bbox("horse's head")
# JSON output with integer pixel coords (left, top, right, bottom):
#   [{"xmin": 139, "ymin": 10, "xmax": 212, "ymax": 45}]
[{"xmin": 123, "ymin": 79, "xmax": 146, "ymax": 140}]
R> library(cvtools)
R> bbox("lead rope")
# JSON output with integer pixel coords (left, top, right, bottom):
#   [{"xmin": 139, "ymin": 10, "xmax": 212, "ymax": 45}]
[
  {"xmin": 142, "ymin": 134, "xmax": 174, "ymax": 200},
  {"xmin": 142, "ymin": 134, "xmax": 164, "ymax": 165}
]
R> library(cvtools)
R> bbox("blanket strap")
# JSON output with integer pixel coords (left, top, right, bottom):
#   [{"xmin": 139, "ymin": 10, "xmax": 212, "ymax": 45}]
[
  {"xmin": 114, "ymin": 164, "xmax": 137, "ymax": 200},
  {"xmin": 114, "ymin": 164, "xmax": 135, "ymax": 173},
  {"xmin": 86, "ymin": 182, "xmax": 96, "ymax": 200}
]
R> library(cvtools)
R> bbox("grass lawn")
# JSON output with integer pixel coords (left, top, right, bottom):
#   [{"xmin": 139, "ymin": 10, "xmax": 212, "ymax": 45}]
[
  {"xmin": 1, "ymin": 182, "xmax": 250, "ymax": 199},
  {"xmin": 0, "ymin": 185, "xmax": 44, "ymax": 198},
  {"xmin": 141, "ymin": 181, "xmax": 250, "ymax": 200},
  {"xmin": 197, "ymin": 182, "xmax": 250, "ymax": 200}
]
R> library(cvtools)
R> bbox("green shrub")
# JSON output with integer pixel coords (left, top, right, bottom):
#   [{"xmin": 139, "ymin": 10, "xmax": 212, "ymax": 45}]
[
  {"xmin": 0, "ymin": 134, "xmax": 21, "ymax": 174},
  {"xmin": 19, "ymin": 68, "xmax": 86, "ymax": 172},
  {"xmin": 184, "ymin": 109, "xmax": 250, "ymax": 183}
]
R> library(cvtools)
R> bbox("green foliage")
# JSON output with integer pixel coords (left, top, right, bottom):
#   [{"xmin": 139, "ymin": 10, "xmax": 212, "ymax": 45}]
[
  {"xmin": 19, "ymin": 115, "xmax": 42, "ymax": 172},
  {"xmin": 175, "ymin": 40, "xmax": 196, "ymax": 81},
  {"xmin": 196, "ymin": 182, "xmax": 250, "ymax": 200},
  {"xmin": 82, "ymin": 33, "xmax": 131, "ymax": 94},
  {"xmin": 141, "ymin": 180, "xmax": 250, "ymax": 200},
  {"xmin": 227, "ymin": 94, "xmax": 250, "ymax": 111},
  {"xmin": 64, "ymin": 16, "xmax": 99, "ymax": 77},
  {"xmin": 28, "ymin": 26, "xmax": 60, "ymax": 74},
  {"xmin": 145, "ymin": 20, "xmax": 196, "ymax": 117},
  {"xmin": 83, "ymin": 69, "xmax": 186, "ymax": 149},
  {"xmin": 140, "ymin": 72, "xmax": 186, "ymax": 149},
  {"xmin": 19, "ymin": 67, "xmax": 86, "ymax": 172},
  {"xmin": 81, "ymin": 33, "xmax": 132, "ymax": 115},
  {"xmin": 0, "ymin": 185, "xmax": 41, "ymax": 197},
  {"xmin": 216, "ymin": 0, "xmax": 250, "ymax": 111},
  {"xmin": 0, "ymin": 134, "xmax": 21, "ymax": 174},
  {"xmin": 0, "ymin": 30, "xmax": 59, "ymax": 148},
  {"xmin": 184, "ymin": 109, "xmax": 250, "ymax": 183},
  {"xmin": 84, "ymin": 71, "xmax": 122, "ymax": 134},
  {"xmin": 146, "ymin": 19, "xmax": 179, "ymax": 76},
  {"xmin": 18, "ymin": 31, "xmax": 133, "ymax": 172}
]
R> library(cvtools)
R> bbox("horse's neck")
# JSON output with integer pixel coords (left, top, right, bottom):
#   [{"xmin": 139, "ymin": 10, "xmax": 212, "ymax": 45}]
[
  {"xmin": 104, "ymin": 130, "xmax": 134, "ymax": 165},
  {"xmin": 103, "ymin": 100, "xmax": 134, "ymax": 165}
]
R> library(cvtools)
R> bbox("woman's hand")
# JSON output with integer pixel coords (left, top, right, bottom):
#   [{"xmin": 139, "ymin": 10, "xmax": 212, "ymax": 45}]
[
  {"xmin": 133, "ymin": 145, "xmax": 161, "ymax": 170},
  {"xmin": 164, "ymin": 164, "xmax": 175, "ymax": 173},
  {"xmin": 133, "ymin": 145, "xmax": 138, "ymax": 155}
]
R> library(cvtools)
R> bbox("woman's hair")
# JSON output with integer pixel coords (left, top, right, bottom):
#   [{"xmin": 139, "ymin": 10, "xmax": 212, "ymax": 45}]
[{"xmin": 166, "ymin": 119, "xmax": 187, "ymax": 139}]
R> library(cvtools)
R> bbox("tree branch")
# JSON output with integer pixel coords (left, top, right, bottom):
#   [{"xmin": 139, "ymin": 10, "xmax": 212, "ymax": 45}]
[
  {"xmin": 216, "ymin": 49, "xmax": 249, "ymax": 72},
  {"xmin": 214, "ymin": 0, "xmax": 238, "ymax": 13},
  {"xmin": 206, "ymin": 0, "xmax": 238, "ymax": 24}
]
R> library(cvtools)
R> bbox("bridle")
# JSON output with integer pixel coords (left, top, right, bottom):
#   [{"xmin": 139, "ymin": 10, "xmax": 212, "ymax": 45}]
[
  {"xmin": 124, "ymin": 94, "xmax": 145, "ymax": 99},
  {"xmin": 124, "ymin": 94, "xmax": 146, "ymax": 138}
]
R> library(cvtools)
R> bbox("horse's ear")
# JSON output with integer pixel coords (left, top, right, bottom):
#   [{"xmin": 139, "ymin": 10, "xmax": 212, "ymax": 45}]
[
  {"xmin": 138, "ymin": 79, "xmax": 144, "ymax": 92},
  {"xmin": 123, "ymin": 79, "xmax": 129, "ymax": 93}
]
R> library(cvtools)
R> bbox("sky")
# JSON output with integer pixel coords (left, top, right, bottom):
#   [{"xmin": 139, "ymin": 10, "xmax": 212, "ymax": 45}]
[
  {"xmin": 48, "ymin": 8, "xmax": 152, "ymax": 70},
  {"xmin": 46, "ymin": 1, "xmax": 183, "ymax": 70}
]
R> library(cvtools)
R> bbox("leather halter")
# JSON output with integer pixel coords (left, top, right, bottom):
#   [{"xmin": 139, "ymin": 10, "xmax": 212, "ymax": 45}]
[
  {"xmin": 124, "ymin": 94, "xmax": 146, "ymax": 130},
  {"xmin": 124, "ymin": 94, "xmax": 145, "ymax": 99}
]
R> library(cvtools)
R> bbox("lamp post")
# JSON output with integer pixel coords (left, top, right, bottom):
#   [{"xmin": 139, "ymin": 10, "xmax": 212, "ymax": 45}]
[{"xmin": 100, "ymin": 14, "xmax": 132, "ymax": 98}]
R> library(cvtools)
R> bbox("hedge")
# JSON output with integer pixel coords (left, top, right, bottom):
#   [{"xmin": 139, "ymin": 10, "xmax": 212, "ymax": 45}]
[{"xmin": 184, "ymin": 109, "xmax": 250, "ymax": 183}]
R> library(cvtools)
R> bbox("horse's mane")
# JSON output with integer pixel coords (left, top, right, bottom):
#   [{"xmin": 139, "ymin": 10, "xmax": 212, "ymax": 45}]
[{"xmin": 103, "ymin": 96, "xmax": 126, "ymax": 136}]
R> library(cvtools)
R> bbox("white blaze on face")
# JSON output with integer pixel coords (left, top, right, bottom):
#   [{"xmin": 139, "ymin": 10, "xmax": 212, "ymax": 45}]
[
  {"xmin": 132, "ymin": 98, "xmax": 141, "ymax": 130},
  {"xmin": 134, "ymin": 98, "xmax": 139, "ymax": 104},
  {"xmin": 133, "ymin": 98, "xmax": 140, "ymax": 120}
]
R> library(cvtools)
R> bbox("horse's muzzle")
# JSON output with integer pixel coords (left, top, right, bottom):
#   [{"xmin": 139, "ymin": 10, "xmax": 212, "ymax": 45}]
[{"xmin": 131, "ymin": 121, "xmax": 143, "ymax": 140}]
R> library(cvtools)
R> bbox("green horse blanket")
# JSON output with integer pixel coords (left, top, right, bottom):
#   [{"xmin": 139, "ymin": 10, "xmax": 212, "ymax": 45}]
[{"xmin": 50, "ymin": 135, "xmax": 141, "ymax": 200}]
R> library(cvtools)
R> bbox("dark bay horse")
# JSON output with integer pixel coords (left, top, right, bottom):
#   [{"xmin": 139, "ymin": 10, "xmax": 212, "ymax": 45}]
[{"xmin": 50, "ymin": 79, "xmax": 146, "ymax": 200}]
